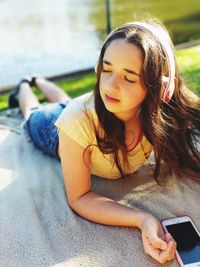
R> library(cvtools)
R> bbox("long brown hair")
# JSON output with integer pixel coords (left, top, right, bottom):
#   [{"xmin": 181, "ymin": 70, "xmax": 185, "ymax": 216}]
[{"xmin": 92, "ymin": 18, "xmax": 200, "ymax": 181}]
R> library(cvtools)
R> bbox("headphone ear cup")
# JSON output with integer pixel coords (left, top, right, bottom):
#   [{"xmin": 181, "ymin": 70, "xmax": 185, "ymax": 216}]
[
  {"xmin": 162, "ymin": 75, "xmax": 169, "ymax": 89},
  {"xmin": 162, "ymin": 75, "xmax": 171, "ymax": 103},
  {"xmin": 94, "ymin": 60, "xmax": 99, "ymax": 74}
]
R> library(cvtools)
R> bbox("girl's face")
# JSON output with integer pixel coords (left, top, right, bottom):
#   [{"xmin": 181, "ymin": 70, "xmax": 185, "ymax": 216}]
[{"xmin": 99, "ymin": 39, "xmax": 147, "ymax": 123}]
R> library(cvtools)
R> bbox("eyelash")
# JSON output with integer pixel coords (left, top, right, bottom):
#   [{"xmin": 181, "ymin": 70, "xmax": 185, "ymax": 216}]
[
  {"xmin": 124, "ymin": 77, "xmax": 136, "ymax": 84},
  {"xmin": 102, "ymin": 69, "xmax": 136, "ymax": 84}
]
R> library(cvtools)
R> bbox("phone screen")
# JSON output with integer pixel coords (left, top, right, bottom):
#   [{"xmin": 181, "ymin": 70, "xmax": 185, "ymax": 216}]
[{"xmin": 166, "ymin": 221, "xmax": 200, "ymax": 264}]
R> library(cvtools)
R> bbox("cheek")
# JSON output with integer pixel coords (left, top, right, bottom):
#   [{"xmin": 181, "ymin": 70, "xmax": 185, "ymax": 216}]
[
  {"xmin": 141, "ymin": 86, "xmax": 148, "ymax": 100},
  {"xmin": 135, "ymin": 81, "xmax": 148, "ymax": 99},
  {"xmin": 123, "ymin": 84, "xmax": 147, "ymax": 102},
  {"xmin": 99, "ymin": 75, "xmax": 106, "ymax": 92},
  {"xmin": 99, "ymin": 77, "xmax": 104, "ymax": 97}
]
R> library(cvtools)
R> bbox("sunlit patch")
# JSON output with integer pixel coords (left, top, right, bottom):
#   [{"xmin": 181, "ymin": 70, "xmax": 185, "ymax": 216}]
[
  {"xmin": 52, "ymin": 254, "xmax": 91, "ymax": 266},
  {"xmin": 0, "ymin": 168, "xmax": 15, "ymax": 191},
  {"xmin": 0, "ymin": 129, "xmax": 11, "ymax": 144}
]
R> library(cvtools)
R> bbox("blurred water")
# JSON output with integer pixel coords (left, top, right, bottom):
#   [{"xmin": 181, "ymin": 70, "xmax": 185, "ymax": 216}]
[
  {"xmin": 0, "ymin": 0, "xmax": 102, "ymax": 87},
  {"xmin": 0, "ymin": 0, "xmax": 200, "ymax": 88}
]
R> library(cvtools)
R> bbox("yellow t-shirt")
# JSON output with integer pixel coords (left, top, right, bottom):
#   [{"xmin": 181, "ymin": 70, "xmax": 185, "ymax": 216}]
[{"xmin": 55, "ymin": 92, "xmax": 152, "ymax": 179}]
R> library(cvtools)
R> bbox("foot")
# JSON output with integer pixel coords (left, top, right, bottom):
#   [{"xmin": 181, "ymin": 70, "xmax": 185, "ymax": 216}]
[
  {"xmin": 8, "ymin": 78, "xmax": 32, "ymax": 108},
  {"xmin": 29, "ymin": 74, "xmax": 43, "ymax": 87}
]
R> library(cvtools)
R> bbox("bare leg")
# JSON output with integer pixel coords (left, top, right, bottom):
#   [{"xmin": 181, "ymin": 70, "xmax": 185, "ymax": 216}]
[
  {"xmin": 36, "ymin": 77, "xmax": 71, "ymax": 103},
  {"xmin": 19, "ymin": 83, "xmax": 41, "ymax": 119}
]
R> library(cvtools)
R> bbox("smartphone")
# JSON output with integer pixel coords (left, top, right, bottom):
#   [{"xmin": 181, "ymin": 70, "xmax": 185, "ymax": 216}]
[{"xmin": 162, "ymin": 216, "xmax": 200, "ymax": 267}]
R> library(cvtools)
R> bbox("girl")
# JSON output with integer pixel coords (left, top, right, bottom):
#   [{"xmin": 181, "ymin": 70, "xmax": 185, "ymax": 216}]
[{"xmin": 9, "ymin": 18, "xmax": 200, "ymax": 264}]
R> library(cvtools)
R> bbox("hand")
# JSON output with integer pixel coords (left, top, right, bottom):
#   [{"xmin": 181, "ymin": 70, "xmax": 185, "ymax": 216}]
[{"xmin": 139, "ymin": 213, "xmax": 177, "ymax": 264}]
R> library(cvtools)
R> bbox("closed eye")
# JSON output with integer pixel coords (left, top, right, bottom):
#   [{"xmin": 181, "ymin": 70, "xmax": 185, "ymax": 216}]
[
  {"xmin": 102, "ymin": 69, "xmax": 112, "ymax": 73},
  {"xmin": 124, "ymin": 76, "xmax": 136, "ymax": 83}
]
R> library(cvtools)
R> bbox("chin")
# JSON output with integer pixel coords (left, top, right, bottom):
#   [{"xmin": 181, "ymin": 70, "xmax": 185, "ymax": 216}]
[{"xmin": 104, "ymin": 105, "xmax": 120, "ymax": 114}]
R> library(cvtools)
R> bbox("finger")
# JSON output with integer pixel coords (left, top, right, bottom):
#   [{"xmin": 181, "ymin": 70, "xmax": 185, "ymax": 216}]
[
  {"xmin": 165, "ymin": 233, "xmax": 177, "ymax": 254},
  {"xmin": 143, "ymin": 237, "xmax": 168, "ymax": 264},
  {"xmin": 165, "ymin": 232, "xmax": 172, "ymax": 241},
  {"xmin": 165, "ymin": 232, "xmax": 176, "ymax": 244},
  {"xmin": 144, "ymin": 236, "xmax": 176, "ymax": 263},
  {"xmin": 159, "ymin": 240, "xmax": 177, "ymax": 263},
  {"xmin": 169, "ymin": 240, "xmax": 177, "ymax": 258},
  {"xmin": 149, "ymin": 236, "xmax": 168, "ymax": 250},
  {"xmin": 144, "ymin": 244, "xmax": 168, "ymax": 264}
]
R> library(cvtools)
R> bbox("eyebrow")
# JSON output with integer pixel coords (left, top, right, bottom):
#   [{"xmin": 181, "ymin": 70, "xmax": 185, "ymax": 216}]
[{"xmin": 103, "ymin": 60, "xmax": 140, "ymax": 77}]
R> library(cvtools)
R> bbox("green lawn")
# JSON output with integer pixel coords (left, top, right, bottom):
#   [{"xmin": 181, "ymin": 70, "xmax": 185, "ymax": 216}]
[
  {"xmin": 176, "ymin": 45, "xmax": 200, "ymax": 94},
  {"xmin": 0, "ymin": 45, "xmax": 199, "ymax": 112}
]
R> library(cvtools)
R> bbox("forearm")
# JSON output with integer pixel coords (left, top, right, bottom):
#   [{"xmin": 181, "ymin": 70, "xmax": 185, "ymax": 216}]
[{"xmin": 70, "ymin": 191, "xmax": 147, "ymax": 229}]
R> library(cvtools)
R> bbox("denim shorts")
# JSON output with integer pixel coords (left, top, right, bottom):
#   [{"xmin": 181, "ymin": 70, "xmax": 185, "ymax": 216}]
[{"xmin": 25, "ymin": 102, "xmax": 69, "ymax": 160}]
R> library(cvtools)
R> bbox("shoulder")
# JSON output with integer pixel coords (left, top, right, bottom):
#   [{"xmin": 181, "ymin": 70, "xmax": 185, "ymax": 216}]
[{"xmin": 55, "ymin": 92, "xmax": 95, "ymax": 126}]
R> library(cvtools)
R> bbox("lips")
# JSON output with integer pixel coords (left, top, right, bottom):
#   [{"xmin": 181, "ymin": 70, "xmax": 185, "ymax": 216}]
[{"xmin": 105, "ymin": 94, "xmax": 120, "ymax": 102}]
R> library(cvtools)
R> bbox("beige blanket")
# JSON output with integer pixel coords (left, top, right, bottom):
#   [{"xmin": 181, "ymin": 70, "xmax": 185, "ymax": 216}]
[{"xmin": 0, "ymin": 108, "xmax": 200, "ymax": 267}]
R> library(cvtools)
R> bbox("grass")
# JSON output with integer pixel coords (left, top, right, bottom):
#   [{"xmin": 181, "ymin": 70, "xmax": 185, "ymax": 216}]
[
  {"xmin": 176, "ymin": 45, "xmax": 200, "ymax": 94},
  {"xmin": 0, "ymin": 73, "xmax": 96, "ymax": 112},
  {"xmin": 0, "ymin": 45, "xmax": 199, "ymax": 112}
]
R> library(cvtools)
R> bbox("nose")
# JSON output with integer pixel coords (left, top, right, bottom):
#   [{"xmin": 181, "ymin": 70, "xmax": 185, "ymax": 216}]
[{"xmin": 106, "ymin": 73, "xmax": 120, "ymax": 91}]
